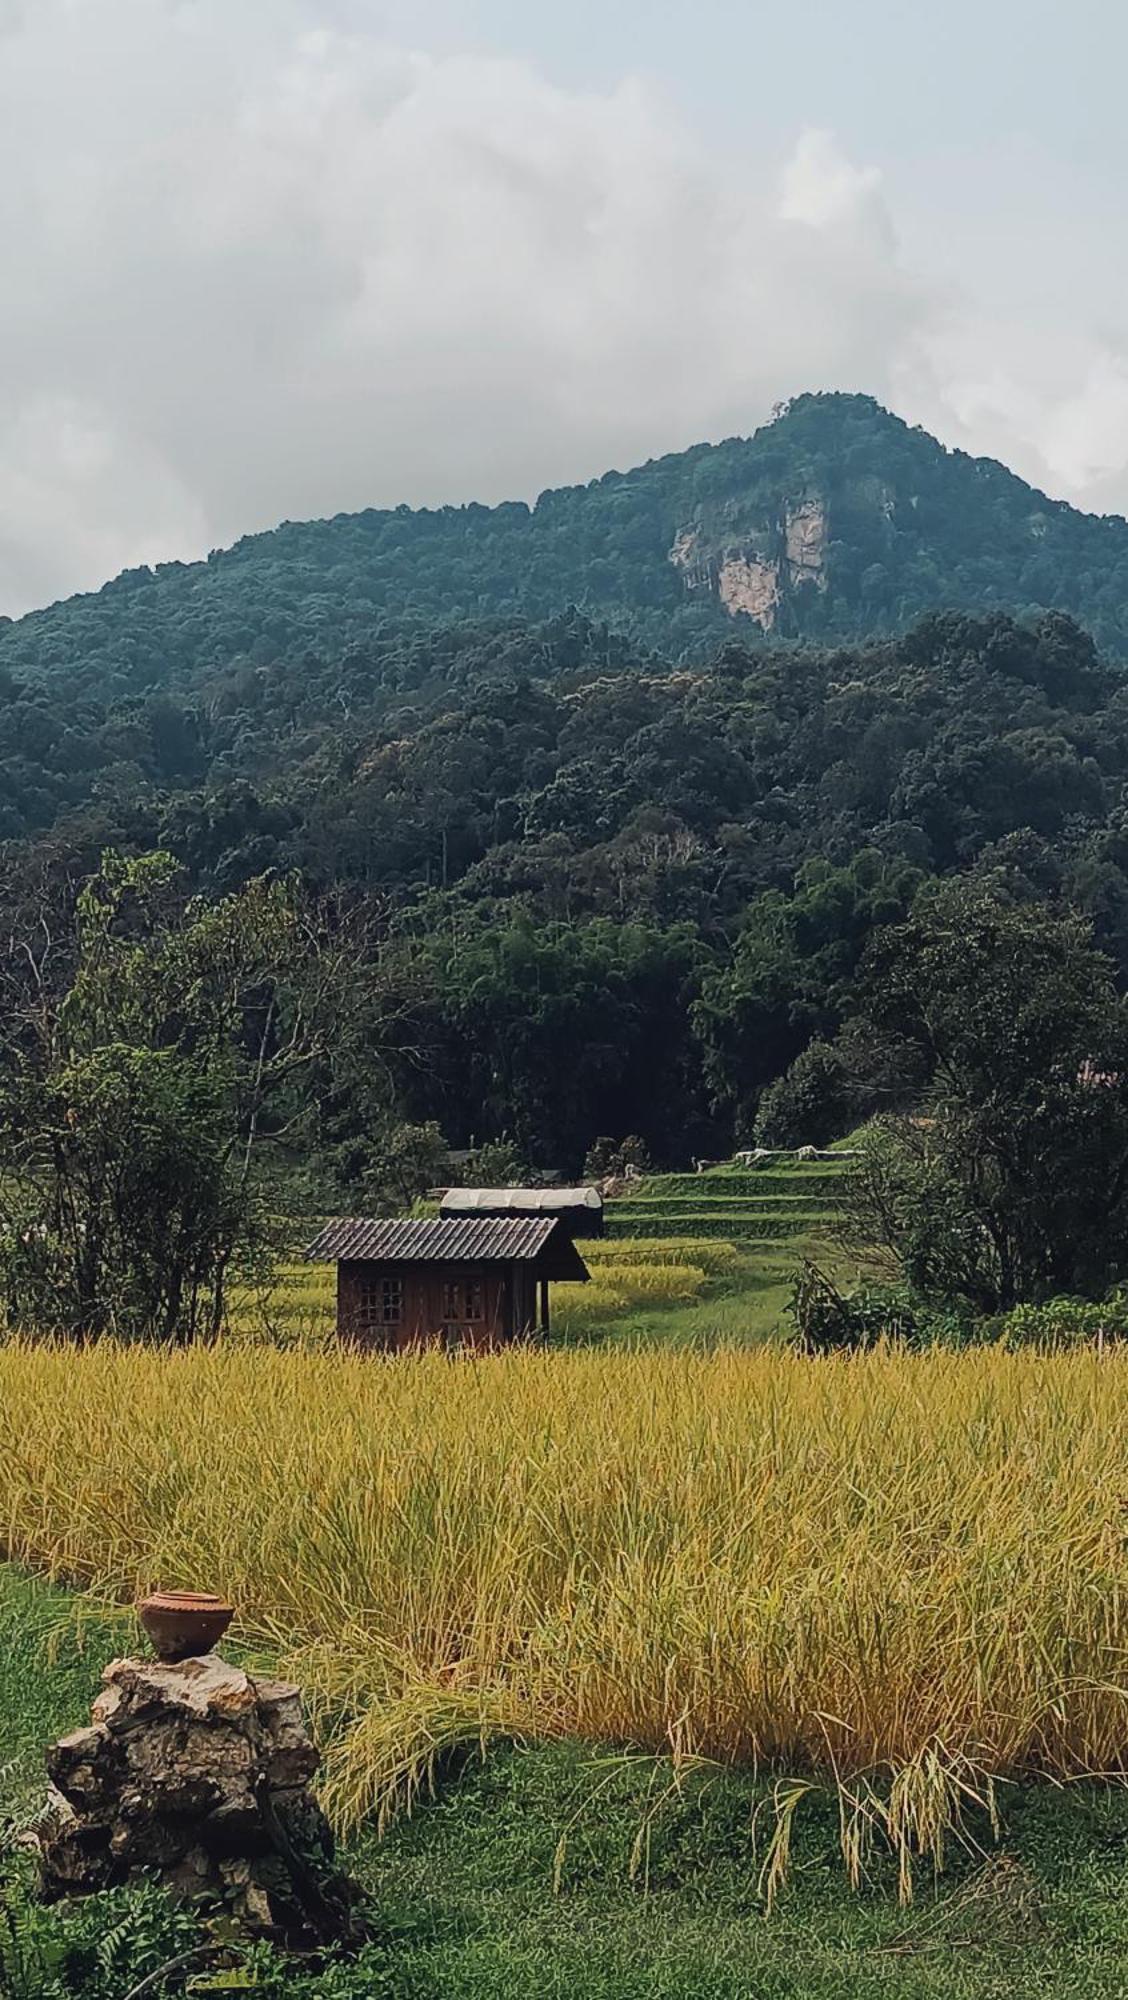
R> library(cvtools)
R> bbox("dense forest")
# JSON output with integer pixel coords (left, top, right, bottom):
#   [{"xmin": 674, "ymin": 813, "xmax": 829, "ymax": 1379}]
[
  {"xmin": 8, "ymin": 393, "xmax": 1128, "ymax": 713},
  {"xmin": 7, "ymin": 393, "xmax": 1128, "ymax": 1188},
  {"xmin": 2, "ymin": 578, "xmax": 1128, "ymax": 1178}
]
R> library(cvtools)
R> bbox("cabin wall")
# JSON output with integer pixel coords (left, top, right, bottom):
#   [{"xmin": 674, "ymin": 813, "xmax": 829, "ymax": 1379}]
[{"xmin": 337, "ymin": 1259, "xmax": 546, "ymax": 1352}]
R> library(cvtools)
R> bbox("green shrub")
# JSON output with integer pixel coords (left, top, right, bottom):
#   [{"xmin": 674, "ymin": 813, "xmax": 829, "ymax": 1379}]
[
  {"xmin": 993, "ymin": 1294, "xmax": 1128, "ymax": 1349},
  {"xmin": 753, "ymin": 1040, "xmax": 850, "ymax": 1149},
  {"xmin": 789, "ymin": 1262, "xmax": 974, "ymax": 1353}
]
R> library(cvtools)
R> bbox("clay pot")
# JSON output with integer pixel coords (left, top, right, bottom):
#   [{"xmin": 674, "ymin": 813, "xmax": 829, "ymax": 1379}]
[{"xmin": 137, "ymin": 1590, "xmax": 234, "ymax": 1662}]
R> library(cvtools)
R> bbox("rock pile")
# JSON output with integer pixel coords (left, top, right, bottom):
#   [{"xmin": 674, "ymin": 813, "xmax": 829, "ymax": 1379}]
[{"xmin": 37, "ymin": 1652, "xmax": 357, "ymax": 1941}]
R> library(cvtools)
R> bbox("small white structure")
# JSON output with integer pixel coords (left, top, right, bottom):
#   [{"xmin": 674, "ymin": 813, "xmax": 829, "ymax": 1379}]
[{"xmin": 439, "ymin": 1185, "xmax": 604, "ymax": 1238}]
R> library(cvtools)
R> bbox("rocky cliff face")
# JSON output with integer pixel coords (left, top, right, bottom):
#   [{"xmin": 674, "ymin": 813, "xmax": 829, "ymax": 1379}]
[{"xmin": 668, "ymin": 497, "xmax": 828, "ymax": 630}]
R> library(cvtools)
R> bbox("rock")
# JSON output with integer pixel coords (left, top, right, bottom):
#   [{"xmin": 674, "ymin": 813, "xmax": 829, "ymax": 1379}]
[
  {"xmin": 47, "ymin": 1727, "xmax": 120, "ymax": 1809},
  {"xmin": 35, "ymin": 1652, "xmax": 360, "ymax": 1944},
  {"xmin": 94, "ymin": 1653, "xmax": 259, "ymax": 1725}
]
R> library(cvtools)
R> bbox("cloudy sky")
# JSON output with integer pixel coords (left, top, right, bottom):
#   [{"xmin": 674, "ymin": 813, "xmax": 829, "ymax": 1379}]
[{"xmin": 1, "ymin": 0, "xmax": 1126, "ymax": 616}]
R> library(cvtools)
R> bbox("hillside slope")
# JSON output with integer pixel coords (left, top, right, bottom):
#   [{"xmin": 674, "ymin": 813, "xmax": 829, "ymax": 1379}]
[{"xmin": 6, "ymin": 392, "xmax": 1128, "ymax": 704}]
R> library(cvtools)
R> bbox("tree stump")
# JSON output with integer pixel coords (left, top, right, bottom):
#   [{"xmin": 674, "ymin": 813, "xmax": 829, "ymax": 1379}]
[{"xmin": 36, "ymin": 1653, "xmax": 360, "ymax": 1942}]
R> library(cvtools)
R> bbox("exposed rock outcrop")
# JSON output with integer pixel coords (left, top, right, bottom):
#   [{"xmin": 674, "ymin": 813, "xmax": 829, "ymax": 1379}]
[
  {"xmin": 668, "ymin": 496, "xmax": 828, "ymax": 631},
  {"xmin": 784, "ymin": 498, "xmax": 827, "ymax": 586},
  {"xmin": 716, "ymin": 554, "xmax": 781, "ymax": 626}
]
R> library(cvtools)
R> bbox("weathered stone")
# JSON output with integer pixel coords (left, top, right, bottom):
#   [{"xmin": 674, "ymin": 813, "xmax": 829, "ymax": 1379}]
[
  {"xmin": 35, "ymin": 1651, "xmax": 360, "ymax": 1944},
  {"xmin": 95, "ymin": 1653, "xmax": 258, "ymax": 1725},
  {"xmin": 251, "ymin": 1675, "xmax": 303, "ymax": 1712},
  {"xmin": 108, "ymin": 1806, "xmax": 190, "ymax": 1869},
  {"xmin": 47, "ymin": 1727, "xmax": 122, "ymax": 1809}
]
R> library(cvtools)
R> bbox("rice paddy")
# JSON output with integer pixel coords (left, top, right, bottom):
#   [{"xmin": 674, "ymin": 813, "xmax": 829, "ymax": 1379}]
[
  {"xmin": 229, "ymin": 1159, "xmax": 852, "ymax": 1348},
  {"xmin": 2, "ymin": 1337, "xmax": 1127, "ymax": 1893}
]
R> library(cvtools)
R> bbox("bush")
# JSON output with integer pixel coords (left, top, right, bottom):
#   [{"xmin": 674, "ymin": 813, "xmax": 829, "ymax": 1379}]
[
  {"xmin": 462, "ymin": 1134, "xmax": 532, "ymax": 1185},
  {"xmin": 352, "ymin": 1121, "xmax": 450, "ymax": 1214},
  {"xmin": 583, "ymin": 1135, "xmax": 652, "ymax": 1180},
  {"xmin": 753, "ymin": 1041, "xmax": 849, "ymax": 1150},
  {"xmin": 789, "ymin": 1262, "xmax": 973, "ymax": 1353},
  {"xmin": 992, "ymin": 1294, "xmax": 1128, "ymax": 1349}
]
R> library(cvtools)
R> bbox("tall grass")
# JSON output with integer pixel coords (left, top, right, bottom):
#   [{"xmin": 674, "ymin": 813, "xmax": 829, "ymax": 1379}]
[
  {"xmin": 2, "ymin": 1341, "xmax": 1127, "ymax": 1890},
  {"xmin": 551, "ymin": 1263, "xmax": 709, "ymax": 1336},
  {"xmin": 584, "ymin": 1238, "xmax": 742, "ymax": 1274}
]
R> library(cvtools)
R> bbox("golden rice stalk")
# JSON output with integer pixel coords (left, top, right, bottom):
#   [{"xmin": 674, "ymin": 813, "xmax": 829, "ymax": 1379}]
[{"xmin": 0, "ymin": 1341, "xmax": 1126, "ymax": 1893}]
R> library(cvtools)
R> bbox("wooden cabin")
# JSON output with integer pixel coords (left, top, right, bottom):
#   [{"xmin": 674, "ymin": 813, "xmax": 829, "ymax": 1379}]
[
  {"xmin": 438, "ymin": 1185, "xmax": 605, "ymax": 1239},
  {"xmin": 305, "ymin": 1214, "xmax": 590, "ymax": 1352}
]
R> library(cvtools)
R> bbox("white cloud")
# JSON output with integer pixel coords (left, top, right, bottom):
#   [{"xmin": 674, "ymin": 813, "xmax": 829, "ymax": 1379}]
[
  {"xmin": 0, "ymin": 1, "xmax": 946, "ymax": 614},
  {"xmin": 4, "ymin": 5, "xmax": 1128, "ymax": 620},
  {"xmin": 0, "ymin": 393, "xmax": 208, "ymax": 619},
  {"xmin": 14, "ymin": 4, "xmax": 1128, "ymax": 617},
  {"xmin": 889, "ymin": 307, "xmax": 1128, "ymax": 525},
  {"xmin": 1037, "ymin": 355, "xmax": 1128, "ymax": 492},
  {"xmin": 778, "ymin": 128, "xmax": 885, "ymax": 235}
]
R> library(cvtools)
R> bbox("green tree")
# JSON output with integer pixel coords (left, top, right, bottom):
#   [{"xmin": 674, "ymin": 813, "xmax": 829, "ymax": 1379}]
[
  {"xmin": 693, "ymin": 853, "xmax": 921, "ymax": 1136},
  {"xmin": 843, "ymin": 882, "xmax": 1128, "ymax": 1310},
  {"xmin": 753, "ymin": 1039, "xmax": 849, "ymax": 1148},
  {"xmin": 0, "ymin": 851, "xmax": 350, "ymax": 1342},
  {"xmin": 352, "ymin": 1120, "xmax": 450, "ymax": 1216}
]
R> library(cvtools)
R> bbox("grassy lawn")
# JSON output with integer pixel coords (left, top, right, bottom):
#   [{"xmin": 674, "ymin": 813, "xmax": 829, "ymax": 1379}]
[
  {"xmin": 567, "ymin": 1159, "xmax": 871, "ymax": 1346},
  {"xmin": 9, "ymin": 1566, "xmax": 1128, "ymax": 1998}
]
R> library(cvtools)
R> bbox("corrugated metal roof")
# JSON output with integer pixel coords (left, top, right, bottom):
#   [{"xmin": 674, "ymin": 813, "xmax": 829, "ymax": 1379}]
[
  {"xmin": 305, "ymin": 1215, "xmax": 559, "ymax": 1264},
  {"xmin": 440, "ymin": 1186, "xmax": 603, "ymax": 1213}
]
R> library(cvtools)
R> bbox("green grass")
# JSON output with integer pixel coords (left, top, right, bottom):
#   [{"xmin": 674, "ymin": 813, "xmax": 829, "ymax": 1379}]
[
  {"xmin": 632, "ymin": 1168, "xmax": 850, "ymax": 1198},
  {"xmin": 10, "ymin": 1566, "xmax": 1128, "ymax": 1997},
  {"xmin": 587, "ymin": 1152, "xmax": 878, "ymax": 1344},
  {"xmin": 605, "ymin": 1211, "xmax": 837, "ymax": 1240}
]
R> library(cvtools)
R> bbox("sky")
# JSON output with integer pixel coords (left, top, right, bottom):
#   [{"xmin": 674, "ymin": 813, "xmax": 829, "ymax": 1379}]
[{"xmin": 2, "ymin": 0, "xmax": 1128, "ymax": 616}]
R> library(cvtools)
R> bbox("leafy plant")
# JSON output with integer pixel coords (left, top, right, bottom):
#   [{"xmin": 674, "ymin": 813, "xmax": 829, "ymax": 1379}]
[
  {"xmin": 788, "ymin": 1262, "xmax": 924, "ymax": 1353},
  {"xmin": 0, "ymin": 852, "xmax": 357, "ymax": 1343},
  {"xmin": 993, "ymin": 1293, "xmax": 1128, "ymax": 1349}
]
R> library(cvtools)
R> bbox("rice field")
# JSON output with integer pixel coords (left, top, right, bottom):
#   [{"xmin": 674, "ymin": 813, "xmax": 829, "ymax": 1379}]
[
  {"xmin": 227, "ymin": 1240, "xmax": 729, "ymax": 1346},
  {"xmin": 229, "ymin": 1158, "xmax": 848, "ymax": 1349},
  {"xmin": 2, "ymin": 1338, "xmax": 1127, "ymax": 1892},
  {"xmin": 228, "ymin": 1232, "xmax": 752, "ymax": 1347}
]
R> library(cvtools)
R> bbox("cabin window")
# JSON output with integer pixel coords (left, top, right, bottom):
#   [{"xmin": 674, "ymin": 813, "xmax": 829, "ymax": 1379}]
[
  {"xmin": 358, "ymin": 1275, "xmax": 402, "ymax": 1329},
  {"xmin": 442, "ymin": 1276, "xmax": 484, "ymax": 1322}
]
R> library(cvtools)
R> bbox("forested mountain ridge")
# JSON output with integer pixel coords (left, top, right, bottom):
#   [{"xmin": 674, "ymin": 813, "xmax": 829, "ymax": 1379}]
[
  {"xmin": 8, "ymin": 389, "xmax": 1128, "ymax": 1173},
  {"xmin": 4, "ymin": 600, "xmax": 1128, "ymax": 1164},
  {"xmin": 7, "ymin": 392, "xmax": 1128, "ymax": 711}
]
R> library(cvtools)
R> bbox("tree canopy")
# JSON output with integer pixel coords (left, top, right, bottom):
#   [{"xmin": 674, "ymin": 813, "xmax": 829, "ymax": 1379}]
[
  {"xmin": 0, "ymin": 853, "xmax": 354, "ymax": 1340},
  {"xmin": 842, "ymin": 883, "xmax": 1128, "ymax": 1309}
]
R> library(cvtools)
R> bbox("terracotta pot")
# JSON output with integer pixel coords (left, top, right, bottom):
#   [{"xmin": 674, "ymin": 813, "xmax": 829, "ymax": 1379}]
[{"xmin": 137, "ymin": 1590, "xmax": 234, "ymax": 1662}]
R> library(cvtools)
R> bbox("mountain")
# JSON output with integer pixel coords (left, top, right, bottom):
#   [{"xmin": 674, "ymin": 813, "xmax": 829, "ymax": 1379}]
[
  {"xmin": 6, "ymin": 392, "xmax": 1128, "ymax": 711},
  {"xmin": 9, "ymin": 395, "xmax": 1128, "ymax": 1174}
]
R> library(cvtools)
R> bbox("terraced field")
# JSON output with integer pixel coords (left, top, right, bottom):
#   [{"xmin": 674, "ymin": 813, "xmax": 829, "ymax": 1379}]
[
  {"xmin": 607, "ymin": 1161, "xmax": 850, "ymax": 1239},
  {"xmin": 230, "ymin": 1156, "xmax": 858, "ymax": 1348},
  {"xmin": 554, "ymin": 1156, "xmax": 857, "ymax": 1345}
]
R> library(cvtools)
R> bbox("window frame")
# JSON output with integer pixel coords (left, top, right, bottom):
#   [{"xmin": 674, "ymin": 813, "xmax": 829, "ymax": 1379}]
[
  {"xmin": 356, "ymin": 1271, "xmax": 403, "ymax": 1331},
  {"xmin": 442, "ymin": 1273, "xmax": 485, "ymax": 1324}
]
